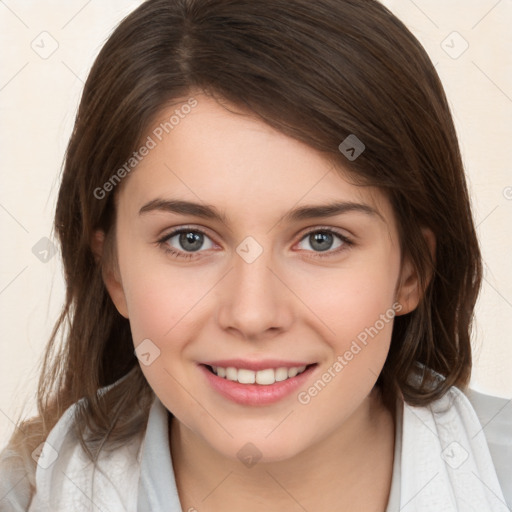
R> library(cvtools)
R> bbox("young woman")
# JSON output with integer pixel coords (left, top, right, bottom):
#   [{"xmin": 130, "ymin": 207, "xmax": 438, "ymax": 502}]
[{"xmin": 1, "ymin": 0, "xmax": 510, "ymax": 510}]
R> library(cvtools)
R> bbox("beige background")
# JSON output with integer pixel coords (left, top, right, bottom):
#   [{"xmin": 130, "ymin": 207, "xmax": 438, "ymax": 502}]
[{"xmin": 1, "ymin": 0, "xmax": 511, "ymax": 448}]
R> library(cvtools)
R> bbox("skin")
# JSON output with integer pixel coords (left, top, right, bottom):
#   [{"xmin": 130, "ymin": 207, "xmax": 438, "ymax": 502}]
[{"xmin": 95, "ymin": 91, "xmax": 427, "ymax": 511}]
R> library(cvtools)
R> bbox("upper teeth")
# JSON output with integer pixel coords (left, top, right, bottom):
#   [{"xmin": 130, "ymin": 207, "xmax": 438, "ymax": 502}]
[{"xmin": 211, "ymin": 366, "xmax": 307, "ymax": 385}]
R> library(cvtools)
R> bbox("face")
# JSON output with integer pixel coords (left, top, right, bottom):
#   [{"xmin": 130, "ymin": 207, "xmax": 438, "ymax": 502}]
[{"xmin": 100, "ymin": 92, "xmax": 419, "ymax": 463}]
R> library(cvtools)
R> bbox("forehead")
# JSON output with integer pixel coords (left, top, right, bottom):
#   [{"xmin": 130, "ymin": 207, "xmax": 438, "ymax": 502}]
[{"xmin": 116, "ymin": 93, "xmax": 395, "ymax": 229}]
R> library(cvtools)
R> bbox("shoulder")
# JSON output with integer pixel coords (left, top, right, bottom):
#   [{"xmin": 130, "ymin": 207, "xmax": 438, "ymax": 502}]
[
  {"xmin": 462, "ymin": 387, "xmax": 512, "ymax": 508},
  {"xmin": 463, "ymin": 387, "xmax": 512, "ymax": 436},
  {"xmin": 0, "ymin": 402, "xmax": 80, "ymax": 512},
  {"xmin": 463, "ymin": 387, "xmax": 512, "ymax": 454},
  {"xmin": 0, "ymin": 444, "xmax": 33, "ymax": 511},
  {"xmin": 30, "ymin": 400, "xmax": 144, "ymax": 511},
  {"xmin": 399, "ymin": 384, "xmax": 511, "ymax": 510},
  {"xmin": 15, "ymin": 381, "xmax": 148, "ymax": 511},
  {"xmin": 401, "ymin": 381, "xmax": 511, "ymax": 509}
]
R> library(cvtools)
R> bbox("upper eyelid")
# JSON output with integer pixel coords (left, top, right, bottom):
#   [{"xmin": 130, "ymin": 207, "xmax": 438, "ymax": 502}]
[
  {"xmin": 300, "ymin": 225, "xmax": 352, "ymax": 239},
  {"xmin": 158, "ymin": 225, "xmax": 218, "ymax": 244}
]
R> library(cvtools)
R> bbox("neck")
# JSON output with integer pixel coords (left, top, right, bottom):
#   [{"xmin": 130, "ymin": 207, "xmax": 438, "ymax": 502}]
[{"xmin": 170, "ymin": 386, "xmax": 396, "ymax": 512}]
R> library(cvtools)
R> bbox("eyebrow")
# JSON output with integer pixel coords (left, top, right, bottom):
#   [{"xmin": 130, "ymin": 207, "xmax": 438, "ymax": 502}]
[{"xmin": 138, "ymin": 198, "xmax": 383, "ymax": 224}]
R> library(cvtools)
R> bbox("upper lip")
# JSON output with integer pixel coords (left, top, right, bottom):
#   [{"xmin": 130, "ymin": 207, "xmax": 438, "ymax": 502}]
[{"xmin": 201, "ymin": 359, "xmax": 316, "ymax": 371}]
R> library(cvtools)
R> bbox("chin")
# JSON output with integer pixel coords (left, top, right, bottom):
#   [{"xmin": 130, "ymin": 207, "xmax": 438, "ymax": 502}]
[{"xmin": 211, "ymin": 429, "xmax": 313, "ymax": 466}]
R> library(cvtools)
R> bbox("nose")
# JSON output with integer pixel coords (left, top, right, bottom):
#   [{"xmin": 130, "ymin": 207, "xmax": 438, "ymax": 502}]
[{"xmin": 216, "ymin": 244, "xmax": 294, "ymax": 341}]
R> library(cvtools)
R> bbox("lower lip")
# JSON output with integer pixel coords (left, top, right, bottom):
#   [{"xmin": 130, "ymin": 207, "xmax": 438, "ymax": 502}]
[{"xmin": 200, "ymin": 364, "xmax": 317, "ymax": 406}]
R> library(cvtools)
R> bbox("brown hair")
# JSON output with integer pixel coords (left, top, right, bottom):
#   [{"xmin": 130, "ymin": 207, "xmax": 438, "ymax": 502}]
[{"xmin": 7, "ymin": 0, "xmax": 482, "ymax": 491}]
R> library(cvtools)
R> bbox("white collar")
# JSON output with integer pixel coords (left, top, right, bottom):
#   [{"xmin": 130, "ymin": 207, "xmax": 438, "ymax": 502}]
[
  {"xmin": 137, "ymin": 398, "xmax": 181, "ymax": 510},
  {"xmin": 29, "ymin": 384, "xmax": 508, "ymax": 511},
  {"xmin": 137, "ymin": 385, "xmax": 508, "ymax": 511},
  {"xmin": 400, "ymin": 385, "xmax": 508, "ymax": 510}
]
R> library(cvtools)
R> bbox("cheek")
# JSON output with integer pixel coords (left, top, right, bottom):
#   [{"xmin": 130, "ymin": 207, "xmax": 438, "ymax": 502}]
[
  {"xmin": 300, "ymin": 257, "xmax": 400, "ymax": 346},
  {"xmin": 292, "ymin": 274, "xmax": 397, "ymax": 428},
  {"xmin": 292, "ymin": 252, "xmax": 400, "ymax": 404},
  {"xmin": 118, "ymin": 240, "xmax": 209, "ymax": 343},
  {"xmin": 118, "ymin": 249, "xmax": 216, "ymax": 386},
  {"xmin": 119, "ymin": 261, "xmax": 210, "ymax": 419},
  {"xmin": 123, "ymin": 271, "xmax": 179, "ymax": 344}
]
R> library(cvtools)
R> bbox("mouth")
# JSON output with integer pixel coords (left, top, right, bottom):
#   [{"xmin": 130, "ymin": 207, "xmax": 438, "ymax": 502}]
[
  {"xmin": 205, "ymin": 364, "xmax": 311, "ymax": 385},
  {"xmin": 199, "ymin": 362, "xmax": 318, "ymax": 406}
]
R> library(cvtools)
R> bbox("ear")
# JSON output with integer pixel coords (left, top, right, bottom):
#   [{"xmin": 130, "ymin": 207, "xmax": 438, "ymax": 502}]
[
  {"xmin": 395, "ymin": 228, "xmax": 436, "ymax": 315},
  {"xmin": 91, "ymin": 229, "xmax": 129, "ymax": 319}
]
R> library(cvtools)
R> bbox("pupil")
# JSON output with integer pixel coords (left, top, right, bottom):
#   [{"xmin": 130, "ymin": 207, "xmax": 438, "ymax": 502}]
[
  {"xmin": 180, "ymin": 232, "xmax": 203, "ymax": 252},
  {"xmin": 311, "ymin": 232, "xmax": 332, "ymax": 252}
]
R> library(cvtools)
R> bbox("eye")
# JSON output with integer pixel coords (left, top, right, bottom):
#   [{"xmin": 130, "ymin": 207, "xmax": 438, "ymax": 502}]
[
  {"xmin": 157, "ymin": 226, "xmax": 353, "ymax": 261},
  {"xmin": 296, "ymin": 228, "xmax": 353, "ymax": 257},
  {"xmin": 158, "ymin": 227, "xmax": 215, "ymax": 260}
]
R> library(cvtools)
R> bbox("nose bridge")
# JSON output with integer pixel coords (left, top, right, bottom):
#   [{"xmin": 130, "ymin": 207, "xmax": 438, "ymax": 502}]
[{"xmin": 216, "ymin": 235, "xmax": 292, "ymax": 338}]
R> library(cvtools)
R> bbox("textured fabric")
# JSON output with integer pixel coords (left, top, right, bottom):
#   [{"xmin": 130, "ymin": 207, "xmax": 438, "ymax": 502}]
[
  {"xmin": 1, "ymin": 384, "xmax": 510, "ymax": 511},
  {"xmin": 400, "ymin": 386, "xmax": 509, "ymax": 511},
  {"xmin": 25, "ymin": 402, "xmax": 142, "ymax": 512},
  {"xmin": 0, "ymin": 448, "xmax": 32, "ymax": 512},
  {"xmin": 465, "ymin": 388, "xmax": 512, "ymax": 505}
]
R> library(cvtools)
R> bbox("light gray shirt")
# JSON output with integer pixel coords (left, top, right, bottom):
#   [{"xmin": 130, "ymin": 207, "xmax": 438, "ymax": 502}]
[
  {"xmin": 136, "ymin": 387, "xmax": 511, "ymax": 510},
  {"xmin": 1, "ymin": 387, "xmax": 510, "ymax": 511}
]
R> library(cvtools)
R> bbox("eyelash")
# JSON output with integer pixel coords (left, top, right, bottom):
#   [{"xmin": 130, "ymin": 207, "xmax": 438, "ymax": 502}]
[{"xmin": 156, "ymin": 226, "xmax": 354, "ymax": 261}]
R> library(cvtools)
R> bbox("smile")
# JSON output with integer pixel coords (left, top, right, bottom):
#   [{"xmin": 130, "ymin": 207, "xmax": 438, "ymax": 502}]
[
  {"xmin": 208, "ymin": 365, "xmax": 308, "ymax": 385},
  {"xmin": 200, "ymin": 362, "xmax": 318, "ymax": 406}
]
